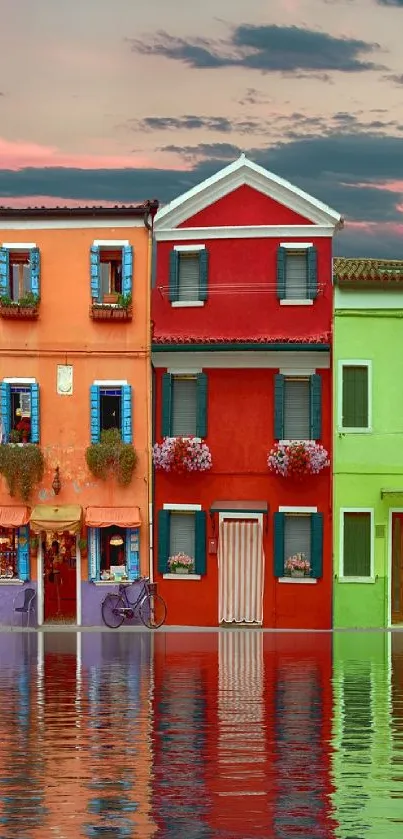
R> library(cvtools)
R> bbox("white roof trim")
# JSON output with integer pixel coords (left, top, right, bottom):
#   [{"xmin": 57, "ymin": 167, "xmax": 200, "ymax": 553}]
[{"xmin": 154, "ymin": 154, "xmax": 342, "ymax": 230}]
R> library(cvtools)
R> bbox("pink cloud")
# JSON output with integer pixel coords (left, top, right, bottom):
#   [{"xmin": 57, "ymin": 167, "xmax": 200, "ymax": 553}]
[{"xmin": 0, "ymin": 138, "xmax": 189, "ymax": 172}]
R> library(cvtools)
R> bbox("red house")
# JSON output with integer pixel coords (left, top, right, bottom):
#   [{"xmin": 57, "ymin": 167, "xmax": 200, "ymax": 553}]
[{"xmin": 152, "ymin": 155, "xmax": 342, "ymax": 628}]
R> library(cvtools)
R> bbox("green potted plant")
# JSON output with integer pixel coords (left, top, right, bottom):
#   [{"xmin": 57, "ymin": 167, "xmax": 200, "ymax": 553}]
[
  {"xmin": 0, "ymin": 291, "xmax": 40, "ymax": 319},
  {"xmin": 85, "ymin": 428, "xmax": 137, "ymax": 485},
  {"xmin": 0, "ymin": 443, "xmax": 45, "ymax": 501}
]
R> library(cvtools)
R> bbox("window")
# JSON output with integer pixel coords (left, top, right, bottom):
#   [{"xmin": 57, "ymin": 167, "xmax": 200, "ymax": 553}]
[
  {"xmin": 162, "ymin": 373, "xmax": 208, "ymax": 438},
  {"xmin": 0, "ymin": 525, "xmax": 29, "ymax": 580},
  {"xmin": 157, "ymin": 508, "xmax": 206, "ymax": 575},
  {"xmin": 88, "ymin": 526, "xmax": 140, "ymax": 582},
  {"xmin": 0, "ymin": 382, "xmax": 40, "ymax": 443},
  {"xmin": 90, "ymin": 383, "xmax": 132, "ymax": 443},
  {"xmin": 169, "ymin": 247, "xmax": 208, "ymax": 304},
  {"xmin": 273, "ymin": 511, "xmax": 323, "ymax": 579},
  {"xmin": 341, "ymin": 511, "xmax": 372, "ymax": 578},
  {"xmin": 274, "ymin": 374, "xmax": 321, "ymax": 441},
  {"xmin": 277, "ymin": 245, "xmax": 317, "ymax": 301},
  {"xmin": 340, "ymin": 363, "xmax": 370, "ymax": 430},
  {"xmin": 0, "ymin": 246, "xmax": 40, "ymax": 301},
  {"xmin": 90, "ymin": 244, "xmax": 133, "ymax": 304}
]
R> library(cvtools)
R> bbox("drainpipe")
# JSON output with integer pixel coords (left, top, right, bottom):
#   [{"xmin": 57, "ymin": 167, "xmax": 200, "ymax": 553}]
[{"xmin": 143, "ymin": 201, "xmax": 158, "ymax": 581}]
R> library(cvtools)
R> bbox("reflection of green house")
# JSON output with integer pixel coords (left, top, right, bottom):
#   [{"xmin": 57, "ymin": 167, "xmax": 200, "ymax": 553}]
[
  {"xmin": 331, "ymin": 632, "xmax": 399, "ymax": 838},
  {"xmin": 333, "ymin": 258, "xmax": 403, "ymax": 628}
]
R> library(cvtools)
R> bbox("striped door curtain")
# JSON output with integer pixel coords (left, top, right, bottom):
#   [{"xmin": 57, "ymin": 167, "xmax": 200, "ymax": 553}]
[{"xmin": 218, "ymin": 519, "xmax": 265, "ymax": 624}]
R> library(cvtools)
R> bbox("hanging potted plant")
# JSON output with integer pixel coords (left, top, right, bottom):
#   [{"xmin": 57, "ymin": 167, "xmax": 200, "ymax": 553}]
[
  {"xmin": 85, "ymin": 428, "xmax": 137, "ymax": 485},
  {"xmin": 153, "ymin": 436, "xmax": 212, "ymax": 473},
  {"xmin": 0, "ymin": 443, "xmax": 45, "ymax": 501},
  {"xmin": 267, "ymin": 441, "xmax": 329, "ymax": 479}
]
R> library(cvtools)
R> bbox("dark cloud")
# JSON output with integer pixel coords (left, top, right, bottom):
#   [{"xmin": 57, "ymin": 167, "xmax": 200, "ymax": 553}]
[
  {"xmin": 384, "ymin": 73, "xmax": 403, "ymax": 84},
  {"xmin": 237, "ymin": 88, "xmax": 272, "ymax": 106},
  {"xmin": 129, "ymin": 115, "xmax": 263, "ymax": 135},
  {"xmin": 129, "ymin": 24, "xmax": 385, "ymax": 74},
  {"xmin": 376, "ymin": 0, "xmax": 403, "ymax": 6},
  {"xmin": 158, "ymin": 143, "xmax": 241, "ymax": 162}
]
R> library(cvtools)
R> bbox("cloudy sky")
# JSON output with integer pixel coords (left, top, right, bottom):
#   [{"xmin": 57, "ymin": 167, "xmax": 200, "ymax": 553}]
[{"xmin": 1, "ymin": 0, "xmax": 403, "ymax": 255}]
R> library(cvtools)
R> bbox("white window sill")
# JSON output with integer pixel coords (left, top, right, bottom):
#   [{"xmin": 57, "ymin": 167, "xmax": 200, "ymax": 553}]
[
  {"xmin": 171, "ymin": 301, "xmax": 205, "ymax": 308},
  {"xmin": 337, "ymin": 428, "xmax": 372, "ymax": 434},
  {"xmin": 0, "ymin": 579, "xmax": 24, "ymax": 585},
  {"xmin": 92, "ymin": 580, "xmax": 131, "ymax": 586},
  {"xmin": 170, "ymin": 436, "xmax": 201, "ymax": 443},
  {"xmin": 278, "ymin": 577, "xmax": 317, "ymax": 584},
  {"xmin": 338, "ymin": 577, "xmax": 375, "ymax": 584},
  {"xmin": 279, "ymin": 439, "xmax": 316, "ymax": 445},
  {"xmin": 280, "ymin": 299, "xmax": 313, "ymax": 306},
  {"xmin": 163, "ymin": 573, "xmax": 201, "ymax": 580}
]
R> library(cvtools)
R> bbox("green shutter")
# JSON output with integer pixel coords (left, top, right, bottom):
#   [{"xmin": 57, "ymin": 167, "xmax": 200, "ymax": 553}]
[
  {"xmin": 199, "ymin": 249, "xmax": 209, "ymax": 301},
  {"xmin": 310, "ymin": 374, "xmax": 322, "ymax": 440},
  {"xmin": 273, "ymin": 512, "xmax": 285, "ymax": 577},
  {"xmin": 310, "ymin": 513, "xmax": 323, "ymax": 579},
  {"xmin": 276, "ymin": 247, "xmax": 286, "ymax": 300},
  {"xmin": 307, "ymin": 246, "xmax": 318, "ymax": 300},
  {"xmin": 195, "ymin": 511, "xmax": 207, "ymax": 575},
  {"xmin": 158, "ymin": 510, "xmax": 170, "ymax": 573},
  {"xmin": 161, "ymin": 374, "xmax": 172, "ymax": 437},
  {"xmin": 343, "ymin": 513, "xmax": 371, "ymax": 577},
  {"xmin": 196, "ymin": 373, "xmax": 208, "ymax": 438},
  {"xmin": 342, "ymin": 366, "xmax": 369, "ymax": 429},
  {"xmin": 169, "ymin": 250, "xmax": 179, "ymax": 302},
  {"xmin": 274, "ymin": 374, "xmax": 285, "ymax": 440}
]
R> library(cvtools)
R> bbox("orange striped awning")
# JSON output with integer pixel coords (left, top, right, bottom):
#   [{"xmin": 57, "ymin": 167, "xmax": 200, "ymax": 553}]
[
  {"xmin": 0, "ymin": 506, "xmax": 29, "ymax": 528},
  {"xmin": 85, "ymin": 507, "xmax": 141, "ymax": 528}
]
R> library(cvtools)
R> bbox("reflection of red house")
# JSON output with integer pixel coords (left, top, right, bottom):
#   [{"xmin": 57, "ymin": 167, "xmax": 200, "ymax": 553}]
[{"xmin": 152, "ymin": 155, "xmax": 342, "ymax": 628}]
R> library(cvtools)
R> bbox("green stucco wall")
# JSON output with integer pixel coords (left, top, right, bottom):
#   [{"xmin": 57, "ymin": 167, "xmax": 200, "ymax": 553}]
[{"xmin": 333, "ymin": 297, "xmax": 403, "ymax": 628}]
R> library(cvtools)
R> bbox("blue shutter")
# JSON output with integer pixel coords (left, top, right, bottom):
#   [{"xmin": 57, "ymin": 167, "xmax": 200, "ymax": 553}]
[
  {"xmin": 0, "ymin": 382, "xmax": 11, "ymax": 441},
  {"xmin": 90, "ymin": 246, "xmax": 101, "ymax": 302},
  {"xmin": 195, "ymin": 511, "xmax": 206, "ymax": 575},
  {"xmin": 17, "ymin": 526, "xmax": 30, "ymax": 581},
  {"xmin": 158, "ymin": 510, "xmax": 170, "ymax": 573},
  {"xmin": 125, "ymin": 527, "xmax": 140, "ymax": 581},
  {"xmin": 274, "ymin": 512, "xmax": 285, "ymax": 577},
  {"xmin": 274, "ymin": 374, "xmax": 285, "ymax": 440},
  {"xmin": 122, "ymin": 245, "xmax": 133, "ymax": 297},
  {"xmin": 29, "ymin": 247, "xmax": 40, "ymax": 297},
  {"xmin": 30, "ymin": 384, "xmax": 40, "ymax": 444},
  {"xmin": 90, "ymin": 385, "xmax": 101, "ymax": 443},
  {"xmin": 311, "ymin": 513, "xmax": 323, "ymax": 579},
  {"xmin": 121, "ymin": 385, "xmax": 132, "ymax": 443},
  {"xmin": 199, "ymin": 249, "xmax": 209, "ymax": 301},
  {"xmin": 276, "ymin": 246, "xmax": 286, "ymax": 300},
  {"xmin": 0, "ymin": 248, "xmax": 10, "ymax": 297},
  {"xmin": 161, "ymin": 374, "xmax": 172, "ymax": 437},
  {"xmin": 307, "ymin": 246, "xmax": 318, "ymax": 300},
  {"xmin": 310, "ymin": 374, "xmax": 322, "ymax": 440},
  {"xmin": 169, "ymin": 250, "xmax": 179, "ymax": 302},
  {"xmin": 196, "ymin": 373, "xmax": 208, "ymax": 438},
  {"xmin": 88, "ymin": 527, "xmax": 101, "ymax": 582}
]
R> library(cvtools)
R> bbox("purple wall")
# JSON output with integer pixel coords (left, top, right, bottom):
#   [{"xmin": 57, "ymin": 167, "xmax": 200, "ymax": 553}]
[
  {"xmin": 81, "ymin": 581, "xmax": 144, "ymax": 627},
  {"xmin": 0, "ymin": 582, "xmax": 38, "ymax": 627}
]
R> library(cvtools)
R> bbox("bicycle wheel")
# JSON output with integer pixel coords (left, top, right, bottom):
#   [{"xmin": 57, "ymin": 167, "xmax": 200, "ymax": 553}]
[
  {"xmin": 102, "ymin": 594, "xmax": 125, "ymax": 629},
  {"xmin": 139, "ymin": 593, "xmax": 167, "ymax": 629}
]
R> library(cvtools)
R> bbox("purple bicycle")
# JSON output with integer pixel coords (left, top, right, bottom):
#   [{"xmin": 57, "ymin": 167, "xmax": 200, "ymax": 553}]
[{"xmin": 101, "ymin": 577, "xmax": 167, "ymax": 629}]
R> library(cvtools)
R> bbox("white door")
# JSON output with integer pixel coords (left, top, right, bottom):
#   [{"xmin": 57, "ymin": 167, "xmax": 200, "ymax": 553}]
[{"xmin": 218, "ymin": 517, "xmax": 265, "ymax": 624}]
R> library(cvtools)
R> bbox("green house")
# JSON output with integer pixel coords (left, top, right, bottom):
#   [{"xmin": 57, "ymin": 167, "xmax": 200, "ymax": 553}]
[{"xmin": 333, "ymin": 258, "xmax": 403, "ymax": 628}]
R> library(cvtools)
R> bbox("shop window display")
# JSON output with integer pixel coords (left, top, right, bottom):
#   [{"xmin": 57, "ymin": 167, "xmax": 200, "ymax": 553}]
[
  {"xmin": 100, "ymin": 526, "xmax": 127, "ymax": 581},
  {"xmin": 0, "ymin": 527, "xmax": 17, "ymax": 578}
]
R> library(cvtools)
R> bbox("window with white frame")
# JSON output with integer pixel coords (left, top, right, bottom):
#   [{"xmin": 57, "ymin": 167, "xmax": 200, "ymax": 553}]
[
  {"xmin": 276, "ymin": 245, "xmax": 318, "ymax": 301},
  {"xmin": 0, "ymin": 381, "xmax": 40, "ymax": 444},
  {"xmin": 169, "ymin": 247, "xmax": 208, "ymax": 304},
  {"xmin": 169, "ymin": 513, "xmax": 196, "ymax": 567},
  {"xmin": 172, "ymin": 377, "xmax": 198, "ymax": 437},
  {"xmin": 341, "ymin": 511, "xmax": 372, "ymax": 578},
  {"xmin": 340, "ymin": 363, "xmax": 370, "ymax": 430},
  {"xmin": 284, "ymin": 514, "xmax": 311, "ymax": 567},
  {"xmin": 284, "ymin": 378, "xmax": 310, "ymax": 440}
]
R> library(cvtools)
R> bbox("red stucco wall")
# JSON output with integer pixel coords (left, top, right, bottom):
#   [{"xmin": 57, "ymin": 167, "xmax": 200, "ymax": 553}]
[{"xmin": 178, "ymin": 184, "xmax": 315, "ymax": 227}]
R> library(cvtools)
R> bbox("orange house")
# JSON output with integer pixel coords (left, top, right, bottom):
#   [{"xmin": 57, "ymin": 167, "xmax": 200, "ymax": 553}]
[{"xmin": 0, "ymin": 203, "xmax": 158, "ymax": 626}]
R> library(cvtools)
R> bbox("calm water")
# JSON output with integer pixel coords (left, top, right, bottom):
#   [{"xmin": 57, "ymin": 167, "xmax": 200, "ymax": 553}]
[{"xmin": 0, "ymin": 630, "xmax": 403, "ymax": 839}]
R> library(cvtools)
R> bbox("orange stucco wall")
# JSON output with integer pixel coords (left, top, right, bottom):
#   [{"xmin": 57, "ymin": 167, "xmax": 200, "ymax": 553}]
[{"xmin": 0, "ymin": 222, "xmax": 152, "ymax": 578}]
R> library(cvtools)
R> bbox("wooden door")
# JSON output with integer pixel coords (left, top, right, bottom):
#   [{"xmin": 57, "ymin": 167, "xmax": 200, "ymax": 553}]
[{"xmin": 391, "ymin": 513, "xmax": 403, "ymax": 624}]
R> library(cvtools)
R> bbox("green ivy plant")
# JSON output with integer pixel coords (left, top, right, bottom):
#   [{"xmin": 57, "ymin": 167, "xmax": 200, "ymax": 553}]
[
  {"xmin": 0, "ymin": 443, "xmax": 45, "ymax": 501},
  {"xmin": 116, "ymin": 293, "xmax": 132, "ymax": 310},
  {"xmin": 0, "ymin": 291, "xmax": 40, "ymax": 308},
  {"xmin": 85, "ymin": 428, "xmax": 137, "ymax": 486}
]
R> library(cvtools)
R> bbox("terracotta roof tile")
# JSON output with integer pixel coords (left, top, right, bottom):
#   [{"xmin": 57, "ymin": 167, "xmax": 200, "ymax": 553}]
[
  {"xmin": 334, "ymin": 257, "xmax": 403, "ymax": 285},
  {"xmin": 152, "ymin": 334, "xmax": 330, "ymax": 345}
]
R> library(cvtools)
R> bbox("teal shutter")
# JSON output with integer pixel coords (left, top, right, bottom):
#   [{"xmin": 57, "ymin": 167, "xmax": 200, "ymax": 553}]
[
  {"xmin": 88, "ymin": 527, "xmax": 101, "ymax": 581},
  {"xmin": 90, "ymin": 385, "xmax": 101, "ymax": 443},
  {"xmin": 90, "ymin": 246, "xmax": 101, "ymax": 302},
  {"xmin": 29, "ymin": 247, "xmax": 40, "ymax": 297},
  {"xmin": 274, "ymin": 512, "xmax": 285, "ymax": 577},
  {"xmin": 276, "ymin": 247, "xmax": 286, "ymax": 300},
  {"xmin": 195, "ymin": 511, "xmax": 207, "ymax": 575},
  {"xmin": 0, "ymin": 382, "xmax": 11, "ymax": 441},
  {"xmin": 274, "ymin": 374, "xmax": 285, "ymax": 440},
  {"xmin": 196, "ymin": 373, "xmax": 208, "ymax": 438},
  {"xmin": 122, "ymin": 245, "xmax": 133, "ymax": 297},
  {"xmin": 199, "ymin": 249, "xmax": 209, "ymax": 301},
  {"xmin": 125, "ymin": 527, "xmax": 140, "ymax": 581},
  {"xmin": 307, "ymin": 246, "xmax": 318, "ymax": 300},
  {"xmin": 17, "ymin": 526, "xmax": 30, "ymax": 581},
  {"xmin": 311, "ymin": 513, "xmax": 323, "ymax": 579},
  {"xmin": 0, "ymin": 248, "xmax": 9, "ymax": 296},
  {"xmin": 169, "ymin": 250, "xmax": 179, "ymax": 302},
  {"xmin": 158, "ymin": 510, "xmax": 170, "ymax": 573},
  {"xmin": 161, "ymin": 374, "xmax": 172, "ymax": 437},
  {"xmin": 310, "ymin": 374, "xmax": 322, "ymax": 440},
  {"xmin": 121, "ymin": 384, "xmax": 132, "ymax": 443},
  {"xmin": 30, "ymin": 384, "xmax": 40, "ymax": 443}
]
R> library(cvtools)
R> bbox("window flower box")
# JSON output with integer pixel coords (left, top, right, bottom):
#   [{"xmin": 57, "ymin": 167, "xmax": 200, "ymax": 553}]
[
  {"xmin": 153, "ymin": 436, "xmax": 212, "ymax": 473},
  {"xmin": 267, "ymin": 441, "xmax": 329, "ymax": 479},
  {"xmin": 285, "ymin": 553, "xmax": 311, "ymax": 577},
  {"xmin": 0, "ymin": 292, "xmax": 40, "ymax": 320},
  {"xmin": 90, "ymin": 304, "xmax": 132, "ymax": 321},
  {"xmin": 168, "ymin": 553, "xmax": 195, "ymax": 574}
]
